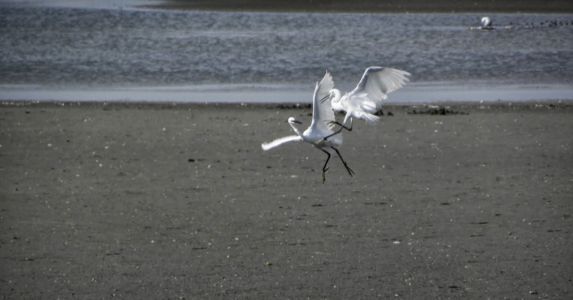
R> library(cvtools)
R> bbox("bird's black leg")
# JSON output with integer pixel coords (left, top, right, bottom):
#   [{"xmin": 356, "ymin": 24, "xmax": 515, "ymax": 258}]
[
  {"xmin": 322, "ymin": 125, "xmax": 343, "ymax": 141},
  {"xmin": 331, "ymin": 146, "xmax": 355, "ymax": 177},
  {"xmin": 329, "ymin": 120, "xmax": 353, "ymax": 132},
  {"xmin": 323, "ymin": 119, "xmax": 352, "ymax": 141},
  {"xmin": 318, "ymin": 148, "xmax": 331, "ymax": 183}
]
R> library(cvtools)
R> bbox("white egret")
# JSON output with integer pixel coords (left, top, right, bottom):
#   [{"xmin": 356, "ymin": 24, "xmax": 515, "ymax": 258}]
[
  {"xmin": 321, "ymin": 66, "xmax": 410, "ymax": 140},
  {"xmin": 481, "ymin": 16, "xmax": 493, "ymax": 30},
  {"xmin": 261, "ymin": 72, "xmax": 355, "ymax": 183},
  {"xmin": 471, "ymin": 16, "xmax": 512, "ymax": 31}
]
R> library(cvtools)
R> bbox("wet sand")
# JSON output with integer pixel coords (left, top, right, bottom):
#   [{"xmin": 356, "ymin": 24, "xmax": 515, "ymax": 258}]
[{"xmin": 0, "ymin": 102, "xmax": 572, "ymax": 298}]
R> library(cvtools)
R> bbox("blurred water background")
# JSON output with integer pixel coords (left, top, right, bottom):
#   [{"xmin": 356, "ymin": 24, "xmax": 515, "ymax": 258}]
[{"xmin": 1, "ymin": 0, "xmax": 572, "ymax": 102}]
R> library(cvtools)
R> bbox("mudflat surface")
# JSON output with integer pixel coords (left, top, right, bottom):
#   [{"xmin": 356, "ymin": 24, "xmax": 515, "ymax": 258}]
[{"xmin": 0, "ymin": 103, "xmax": 572, "ymax": 298}]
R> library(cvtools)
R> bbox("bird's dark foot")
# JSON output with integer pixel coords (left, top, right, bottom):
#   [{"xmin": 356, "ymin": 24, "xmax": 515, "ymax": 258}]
[
  {"xmin": 345, "ymin": 165, "xmax": 356, "ymax": 177},
  {"xmin": 322, "ymin": 167, "xmax": 329, "ymax": 183},
  {"xmin": 328, "ymin": 121, "xmax": 352, "ymax": 132},
  {"xmin": 322, "ymin": 132, "xmax": 340, "ymax": 141}
]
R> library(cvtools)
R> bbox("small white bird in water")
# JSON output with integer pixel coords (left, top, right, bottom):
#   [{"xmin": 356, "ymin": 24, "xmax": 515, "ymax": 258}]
[
  {"xmin": 481, "ymin": 16, "xmax": 494, "ymax": 30},
  {"xmin": 261, "ymin": 72, "xmax": 355, "ymax": 183},
  {"xmin": 320, "ymin": 66, "xmax": 410, "ymax": 140},
  {"xmin": 471, "ymin": 16, "xmax": 511, "ymax": 31}
]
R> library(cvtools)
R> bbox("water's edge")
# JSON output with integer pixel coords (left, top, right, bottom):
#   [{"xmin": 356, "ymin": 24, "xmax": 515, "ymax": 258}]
[{"xmin": 1, "ymin": 82, "xmax": 571, "ymax": 104}]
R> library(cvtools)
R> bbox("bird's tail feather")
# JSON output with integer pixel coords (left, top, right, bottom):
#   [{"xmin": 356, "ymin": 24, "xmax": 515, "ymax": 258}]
[
  {"xmin": 361, "ymin": 100, "xmax": 378, "ymax": 114},
  {"xmin": 358, "ymin": 112, "xmax": 380, "ymax": 125}
]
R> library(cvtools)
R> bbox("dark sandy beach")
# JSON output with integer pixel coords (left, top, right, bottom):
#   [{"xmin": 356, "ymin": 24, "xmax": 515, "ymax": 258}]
[{"xmin": 0, "ymin": 103, "xmax": 572, "ymax": 298}]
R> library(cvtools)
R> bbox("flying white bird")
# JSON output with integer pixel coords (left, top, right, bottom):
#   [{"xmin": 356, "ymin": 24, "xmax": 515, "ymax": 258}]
[
  {"xmin": 261, "ymin": 72, "xmax": 355, "ymax": 183},
  {"xmin": 320, "ymin": 66, "xmax": 410, "ymax": 140}
]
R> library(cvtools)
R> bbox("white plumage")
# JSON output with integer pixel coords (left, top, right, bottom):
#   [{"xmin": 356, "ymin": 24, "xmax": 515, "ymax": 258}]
[
  {"xmin": 261, "ymin": 71, "xmax": 354, "ymax": 182},
  {"xmin": 323, "ymin": 66, "xmax": 410, "ymax": 138},
  {"xmin": 261, "ymin": 135, "xmax": 302, "ymax": 151},
  {"xmin": 481, "ymin": 16, "xmax": 492, "ymax": 28}
]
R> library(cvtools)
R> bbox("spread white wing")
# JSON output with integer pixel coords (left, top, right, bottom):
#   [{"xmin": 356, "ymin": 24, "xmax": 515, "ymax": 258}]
[
  {"xmin": 348, "ymin": 66, "xmax": 410, "ymax": 106},
  {"xmin": 261, "ymin": 135, "xmax": 302, "ymax": 151},
  {"xmin": 310, "ymin": 71, "xmax": 336, "ymax": 133}
]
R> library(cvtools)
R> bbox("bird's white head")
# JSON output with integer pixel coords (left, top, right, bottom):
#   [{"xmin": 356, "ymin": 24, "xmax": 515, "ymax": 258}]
[
  {"xmin": 329, "ymin": 89, "xmax": 343, "ymax": 111},
  {"xmin": 288, "ymin": 117, "xmax": 302, "ymax": 125},
  {"xmin": 329, "ymin": 89, "xmax": 342, "ymax": 100}
]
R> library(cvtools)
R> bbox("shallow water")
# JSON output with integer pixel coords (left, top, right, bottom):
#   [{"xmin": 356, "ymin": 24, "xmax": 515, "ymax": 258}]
[{"xmin": 0, "ymin": 2, "xmax": 572, "ymax": 102}]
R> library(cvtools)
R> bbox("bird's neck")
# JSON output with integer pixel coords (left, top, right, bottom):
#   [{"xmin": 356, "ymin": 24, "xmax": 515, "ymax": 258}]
[{"xmin": 289, "ymin": 123, "xmax": 303, "ymax": 137}]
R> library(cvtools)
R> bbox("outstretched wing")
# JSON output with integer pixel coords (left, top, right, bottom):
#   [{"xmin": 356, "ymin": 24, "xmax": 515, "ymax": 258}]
[
  {"xmin": 310, "ymin": 71, "xmax": 336, "ymax": 132},
  {"xmin": 348, "ymin": 66, "xmax": 410, "ymax": 105},
  {"xmin": 261, "ymin": 135, "xmax": 303, "ymax": 151}
]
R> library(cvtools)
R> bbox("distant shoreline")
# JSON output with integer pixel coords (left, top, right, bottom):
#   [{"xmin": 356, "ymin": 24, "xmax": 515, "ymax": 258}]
[
  {"xmin": 149, "ymin": 0, "xmax": 573, "ymax": 13},
  {"xmin": 2, "ymin": 100, "xmax": 572, "ymax": 111},
  {"xmin": 1, "ymin": 83, "xmax": 572, "ymax": 104}
]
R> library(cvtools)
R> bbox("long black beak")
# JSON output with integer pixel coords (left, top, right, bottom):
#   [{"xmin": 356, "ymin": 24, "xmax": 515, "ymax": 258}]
[
  {"xmin": 320, "ymin": 94, "xmax": 331, "ymax": 103},
  {"xmin": 291, "ymin": 120, "xmax": 303, "ymax": 124}
]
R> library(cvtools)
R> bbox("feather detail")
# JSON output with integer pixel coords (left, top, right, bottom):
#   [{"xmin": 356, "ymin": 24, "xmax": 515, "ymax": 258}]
[
  {"xmin": 261, "ymin": 135, "xmax": 302, "ymax": 151},
  {"xmin": 357, "ymin": 112, "xmax": 380, "ymax": 124}
]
